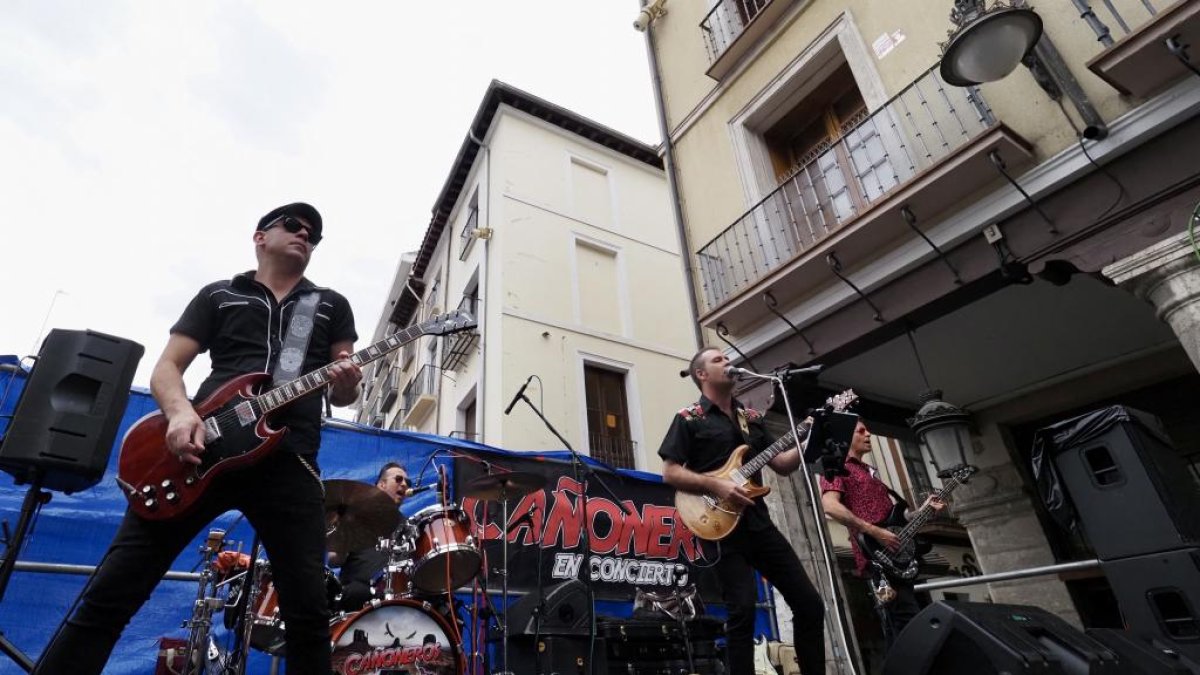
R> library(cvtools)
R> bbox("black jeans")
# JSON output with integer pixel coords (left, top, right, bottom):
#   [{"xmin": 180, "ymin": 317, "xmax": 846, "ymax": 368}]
[
  {"xmin": 871, "ymin": 570, "xmax": 920, "ymax": 649},
  {"xmin": 716, "ymin": 520, "xmax": 826, "ymax": 674},
  {"xmin": 34, "ymin": 452, "xmax": 331, "ymax": 675}
]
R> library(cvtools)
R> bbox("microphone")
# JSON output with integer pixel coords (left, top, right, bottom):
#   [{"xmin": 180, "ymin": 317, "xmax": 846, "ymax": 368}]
[
  {"xmin": 724, "ymin": 365, "xmax": 769, "ymax": 379},
  {"xmin": 504, "ymin": 375, "xmax": 534, "ymax": 415},
  {"xmin": 403, "ymin": 483, "xmax": 438, "ymax": 497}
]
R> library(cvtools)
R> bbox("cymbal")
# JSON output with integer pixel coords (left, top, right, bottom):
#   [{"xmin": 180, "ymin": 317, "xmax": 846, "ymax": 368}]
[
  {"xmin": 323, "ymin": 479, "xmax": 400, "ymax": 556},
  {"xmin": 462, "ymin": 472, "xmax": 547, "ymax": 501}
]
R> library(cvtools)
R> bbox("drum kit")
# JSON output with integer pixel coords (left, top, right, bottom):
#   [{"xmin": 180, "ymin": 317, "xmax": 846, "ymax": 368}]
[{"xmin": 194, "ymin": 469, "xmax": 548, "ymax": 674}]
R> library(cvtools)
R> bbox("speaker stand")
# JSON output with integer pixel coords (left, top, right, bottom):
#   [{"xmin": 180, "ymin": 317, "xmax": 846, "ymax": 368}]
[{"xmin": 0, "ymin": 467, "xmax": 53, "ymax": 672}]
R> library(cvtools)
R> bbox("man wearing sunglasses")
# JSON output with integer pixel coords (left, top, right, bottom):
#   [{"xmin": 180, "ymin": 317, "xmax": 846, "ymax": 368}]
[
  {"xmin": 336, "ymin": 462, "xmax": 412, "ymax": 611},
  {"xmin": 34, "ymin": 202, "xmax": 360, "ymax": 675}
]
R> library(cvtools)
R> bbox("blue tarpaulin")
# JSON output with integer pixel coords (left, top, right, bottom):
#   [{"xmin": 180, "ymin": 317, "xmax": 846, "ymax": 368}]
[{"xmin": 0, "ymin": 359, "xmax": 774, "ymax": 674}]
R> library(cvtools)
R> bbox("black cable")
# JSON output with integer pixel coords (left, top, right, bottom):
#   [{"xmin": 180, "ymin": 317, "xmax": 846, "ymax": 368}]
[{"xmin": 1077, "ymin": 136, "xmax": 1127, "ymax": 223}]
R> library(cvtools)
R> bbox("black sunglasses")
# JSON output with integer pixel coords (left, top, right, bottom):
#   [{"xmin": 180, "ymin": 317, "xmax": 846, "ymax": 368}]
[{"xmin": 267, "ymin": 216, "xmax": 321, "ymax": 245}]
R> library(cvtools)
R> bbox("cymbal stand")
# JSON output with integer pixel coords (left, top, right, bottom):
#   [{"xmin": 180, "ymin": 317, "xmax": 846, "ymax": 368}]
[
  {"xmin": 182, "ymin": 529, "xmax": 227, "ymax": 675},
  {"xmin": 498, "ymin": 485, "xmax": 511, "ymax": 675}
]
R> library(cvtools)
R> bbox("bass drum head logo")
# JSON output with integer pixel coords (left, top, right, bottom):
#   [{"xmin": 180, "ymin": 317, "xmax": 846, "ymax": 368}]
[{"xmin": 330, "ymin": 600, "xmax": 461, "ymax": 675}]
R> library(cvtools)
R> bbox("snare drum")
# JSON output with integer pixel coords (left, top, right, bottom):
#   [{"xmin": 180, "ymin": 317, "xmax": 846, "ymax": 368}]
[
  {"xmin": 330, "ymin": 599, "xmax": 463, "ymax": 675},
  {"xmin": 409, "ymin": 504, "xmax": 482, "ymax": 594}
]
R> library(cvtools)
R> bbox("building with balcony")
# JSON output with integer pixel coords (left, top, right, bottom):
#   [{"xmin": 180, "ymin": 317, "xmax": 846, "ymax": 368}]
[
  {"xmin": 356, "ymin": 81, "xmax": 699, "ymax": 471},
  {"xmin": 643, "ymin": 0, "xmax": 1200, "ymax": 669}
]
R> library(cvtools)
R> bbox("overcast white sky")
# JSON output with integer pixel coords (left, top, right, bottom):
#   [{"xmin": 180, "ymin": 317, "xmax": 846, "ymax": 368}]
[{"xmin": 0, "ymin": 1, "xmax": 659, "ymax": 410}]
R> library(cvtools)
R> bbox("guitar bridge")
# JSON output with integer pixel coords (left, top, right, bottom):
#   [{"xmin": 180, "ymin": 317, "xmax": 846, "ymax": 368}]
[{"xmin": 703, "ymin": 495, "xmax": 738, "ymax": 515}]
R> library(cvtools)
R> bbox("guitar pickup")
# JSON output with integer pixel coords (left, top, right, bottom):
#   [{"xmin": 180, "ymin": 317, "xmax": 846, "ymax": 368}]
[
  {"xmin": 203, "ymin": 417, "xmax": 223, "ymax": 442},
  {"xmin": 233, "ymin": 401, "xmax": 256, "ymax": 427}
]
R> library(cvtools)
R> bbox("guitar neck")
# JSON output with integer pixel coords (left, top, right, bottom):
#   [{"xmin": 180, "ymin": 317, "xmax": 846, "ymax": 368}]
[
  {"xmin": 895, "ymin": 476, "xmax": 963, "ymax": 545},
  {"xmin": 735, "ymin": 419, "xmax": 812, "ymax": 480},
  {"xmin": 254, "ymin": 323, "xmax": 427, "ymax": 413}
]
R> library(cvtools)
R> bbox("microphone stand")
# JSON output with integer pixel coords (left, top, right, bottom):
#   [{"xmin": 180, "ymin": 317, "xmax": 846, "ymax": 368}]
[
  {"xmin": 739, "ymin": 368, "xmax": 858, "ymax": 675},
  {"xmin": 509, "ymin": 391, "xmax": 635, "ymax": 675}
]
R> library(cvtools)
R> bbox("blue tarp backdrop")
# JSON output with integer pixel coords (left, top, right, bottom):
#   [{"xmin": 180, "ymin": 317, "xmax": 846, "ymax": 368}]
[{"xmin": 0, "ymin": 358, "xmax": 774, "ymax": 674}]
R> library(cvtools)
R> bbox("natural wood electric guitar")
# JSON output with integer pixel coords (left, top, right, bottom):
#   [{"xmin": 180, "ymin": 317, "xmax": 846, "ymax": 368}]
[
  {"xmin": 855, "ymin": 464, "xmax": 975, "ymax": 581},
  {"xmin": 116, "ymin": 310, "xmax": 476, "ymax": 521},
  {"xmin": 675, "ymin": 390, "xmax": 857, "ymax": 541}
]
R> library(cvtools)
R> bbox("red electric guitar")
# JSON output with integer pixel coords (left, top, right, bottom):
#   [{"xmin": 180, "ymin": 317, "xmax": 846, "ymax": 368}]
[{"xmin": 116, "ymin": 310, "xmax": 476, "ymax": 520}]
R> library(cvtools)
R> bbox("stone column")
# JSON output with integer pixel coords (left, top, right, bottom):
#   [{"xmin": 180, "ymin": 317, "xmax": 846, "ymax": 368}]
[
  {"xmin": 952, "ymin": 461, "xmax": 1082, "ymax": 626},
  {"xmin": 1103, "ymin": 231, "xmax": 1200, "ymax": 373}
]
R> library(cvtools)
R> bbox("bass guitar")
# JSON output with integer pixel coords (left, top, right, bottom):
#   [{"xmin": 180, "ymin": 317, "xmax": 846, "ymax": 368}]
[
  {"xmin": 855, "ymin": 464, "xmax": 976, "ymax": 580},
  {"xmin": 675, "ymin": 390, "xmax": 857, "ymax": 541},
  {"xmin": 116, "ymin": 310, "xmax": 476, "ymax": 520}
]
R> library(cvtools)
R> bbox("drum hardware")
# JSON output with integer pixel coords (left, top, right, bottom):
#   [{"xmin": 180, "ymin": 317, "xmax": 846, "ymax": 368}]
[
  {"xmin": 462, "ymin": 470, "xmax": 547, "ymax": 675},
  {"xmin": 181, "ymin": 528, "xmax": 233, "ymax": 675}
]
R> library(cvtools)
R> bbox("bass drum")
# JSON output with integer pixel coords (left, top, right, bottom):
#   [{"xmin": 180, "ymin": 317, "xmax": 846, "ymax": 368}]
[{"xmin": 330, "ymin": 599, "xmax": 463, "ymax": 675}]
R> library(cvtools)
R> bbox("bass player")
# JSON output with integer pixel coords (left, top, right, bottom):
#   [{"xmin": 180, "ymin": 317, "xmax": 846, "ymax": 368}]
[
  {"xmin": 34, "ymin": 203, "xmax": 361, "ymax": 675},
  {"xmin": 820, "ymin": 419, "xmax": 945, "ymax": 649},
  {"xmin": 658, "ymin": 347, "xmax": 826, "ymax": 674}
]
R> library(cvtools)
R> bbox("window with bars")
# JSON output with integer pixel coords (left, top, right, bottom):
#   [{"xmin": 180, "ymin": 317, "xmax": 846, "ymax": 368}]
[{"xmin": 584, "ymin": 365, "xmax": 636, "ymax": 469}]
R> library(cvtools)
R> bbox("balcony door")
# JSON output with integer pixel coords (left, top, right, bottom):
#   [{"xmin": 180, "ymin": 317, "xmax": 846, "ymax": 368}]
[{"xmin": 584, "ymin": 365, "xmax": 635, "ymax": 469}]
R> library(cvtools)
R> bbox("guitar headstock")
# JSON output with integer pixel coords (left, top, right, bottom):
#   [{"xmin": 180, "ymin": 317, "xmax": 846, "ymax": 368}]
[
  {"xmin": 825, "ymin": 389, "xmax": 858, "ymax": 414},
  {"xmin": 419, "ymin": 310, "xmax": 478, "ymax": 337},
  {"xmin": 949, "ymin": 464, "xmax": 978, "ymax": 484}
]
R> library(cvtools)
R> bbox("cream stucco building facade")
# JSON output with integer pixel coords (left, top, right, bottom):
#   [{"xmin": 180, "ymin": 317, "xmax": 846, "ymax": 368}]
[
  {"xmin": 357, "ymin": 81, "xmax": 699, "ymax": 472},
  {"xmin": 642, "ymin": 0, "xmax": 1200, "ymax": 670}
]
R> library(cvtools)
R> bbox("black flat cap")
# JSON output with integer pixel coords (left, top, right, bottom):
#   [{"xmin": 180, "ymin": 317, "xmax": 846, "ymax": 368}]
[{"xmin": 257, "ymin": 202, "xmax": 323, "ymax": 242}]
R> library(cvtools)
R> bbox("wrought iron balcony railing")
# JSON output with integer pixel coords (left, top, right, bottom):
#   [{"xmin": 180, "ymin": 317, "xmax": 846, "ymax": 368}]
[
  {"xmin": 588, "ymin": 433, "xmax": 638, "ymax": 470},
  {"xmin": 402, "ymin": 364, "xmax": 440, "ymax": 416},
  {"xmin": 701, "ymin": 0, "xmax": 772, "ymax": 63},
  {"xmin": 696, "ymin": 64, "xmax": 995, "ymax": 311}
]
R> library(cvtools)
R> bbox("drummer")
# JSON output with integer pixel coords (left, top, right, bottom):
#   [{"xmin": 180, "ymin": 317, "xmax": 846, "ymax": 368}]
[{"xmin": 333, "ymin": 462, "xmax": 411, "ymax": 612}]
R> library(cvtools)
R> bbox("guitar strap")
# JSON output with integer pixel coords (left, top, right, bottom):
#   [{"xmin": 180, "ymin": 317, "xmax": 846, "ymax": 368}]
[
  {"xmin": 272, "ymin": 291, "xmax": 321, "ymax": 386},
  {"xmin": 735, "ymin": 407, "xmax": 752, "ymax": 440},
  {"xmin": 884, "ymin": 484, "xmax": 910, "ymax": 512}
]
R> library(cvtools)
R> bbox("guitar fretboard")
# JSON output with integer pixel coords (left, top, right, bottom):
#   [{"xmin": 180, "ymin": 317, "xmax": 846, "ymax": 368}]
[
  {"xmin": 253, "ymin": 321, "xmax": 437, "ymax": 414},
  {"xmin": 734, "ymin": 420, "xmax": 812, "ymax": 481},
  {"xmin": 894, "ymin": 473, "xmax": 966, "ymax": 547}
]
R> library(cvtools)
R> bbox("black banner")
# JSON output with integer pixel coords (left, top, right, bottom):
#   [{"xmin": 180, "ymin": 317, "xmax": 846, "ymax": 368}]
[{"xmin": 453, "ymin": 453, "xmax": 721, "ymax": 602}]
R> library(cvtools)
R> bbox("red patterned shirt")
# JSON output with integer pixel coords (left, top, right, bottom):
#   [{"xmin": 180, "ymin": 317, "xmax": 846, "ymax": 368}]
[{"xmin": 819, "ymin": 457, "xmax": 896, "ymax": 577}]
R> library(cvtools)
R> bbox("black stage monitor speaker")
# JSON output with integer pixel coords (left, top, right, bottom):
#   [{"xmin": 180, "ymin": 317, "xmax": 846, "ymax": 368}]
[
  {"xmin": 1101, "ymin": 548, "xmax": 1200, "ymax": 662},
  {"xmin": 505, "ymin": 579, "xmax": 590, "ymax": 636},
  {"xmin": 883, "ymin": 601, "xmax": 1122, "ymax": 675},
  {"xmin": 1086, "ymin": 628, "xmax": 1200, "ymax": 674},
  {"xmin": 1043, "ymin": 406, "xmax": 1200, "ymax": 559},
  {"xmin": 507, "ymin": 635, "xmax": 606, "ymax": 675},
  {"xmin": 0, "ymin": 329, "xmax": 143, "ymax": 493}
]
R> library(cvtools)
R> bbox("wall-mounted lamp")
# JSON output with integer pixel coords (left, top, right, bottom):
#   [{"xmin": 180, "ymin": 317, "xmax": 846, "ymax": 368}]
[
  {"xmin": 633, "ymin": 0, "xmax": 668, "ymax": 32},
  {"xmin": 472, "ymin": 227, "xmax": 494, "ymax": 240},
  {"xmin": 940, "ymin": 2, "xmax": 1043, "ymax": 85},
  {"xmin": 908, "ymin": 389, "xmax": 975, "ymax": 478},
  {"xmin": 940, "ymin": 0, "xmax": 1107, "ymax": 140}
]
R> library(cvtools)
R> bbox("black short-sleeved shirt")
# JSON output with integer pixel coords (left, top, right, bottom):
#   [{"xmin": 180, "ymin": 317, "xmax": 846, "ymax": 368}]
[
  {"xmin": 658, "ymin": 395, "xmax": 774, "ymax": 531},
  {"xmin": 171, "ymin": 271, "xmax": 358, "ymax": 454}
]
